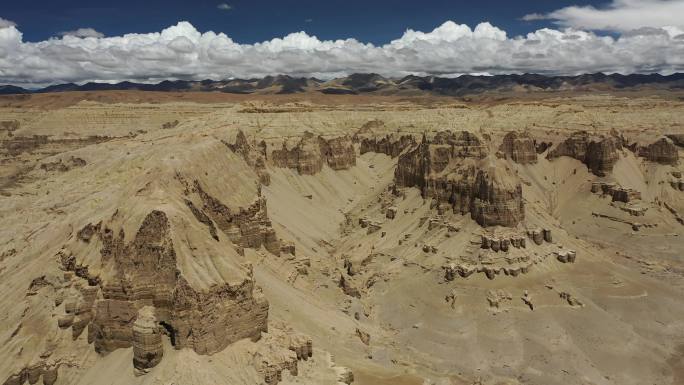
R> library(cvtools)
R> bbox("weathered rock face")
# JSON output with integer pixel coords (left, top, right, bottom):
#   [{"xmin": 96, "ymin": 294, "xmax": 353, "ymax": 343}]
[
  {"xmin": 194, "ymin": 181, "xmax": 281, "ymax": 256},
  {"xmin": 637, "ymin": 137, "xmax": 679, "ymax": 165},
  {"xmin": 319, "ymin": 135, "xmax": 356, "ymax": 170},
  {"xmin": 132, "ymin": 306, "xmax": 163, "ymax": 374},
  {"xmin": 359, "ymin": 134, "xmax": 416, "ymax": 158},
  {"xmin": 591, "ymin": 182, "xmax": 641, "ymax": 203},
  {"xmin": 83, "ymin": 210, "xmax": 269, "ymax": 358},
  {"xmin": 253, "ymin": 330, "xmax": 313, "ymax": 385},
  {"xmin": 547, "ymin": 131, "xmax": 622, "ymax": 176},
  {"xmin": 271, "ymin": 132, "xmax": 355, "ymax": 174},
  {"xmin": 498, "ymin": 131, "xmax": 537, "ymax": 164},
  {"xmin": 395, "ymin": 131, "xmax": 524, "ymax": 227},
  {"xmin": 226, "ymin": 130, "xmax": 271, "ymax": 185},
  {"xmin": 395, "ymin": 131, "xmax": 487, "ymax": 187}
]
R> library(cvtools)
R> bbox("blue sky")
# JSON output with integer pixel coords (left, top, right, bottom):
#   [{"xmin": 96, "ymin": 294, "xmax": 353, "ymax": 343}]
[
  {"xmin": 1, "ymin": 0, "xmax": 683, "ymax": 85},
  {"xmin": 2, "ymin": 0, "xmax": 596, "ymax": 43}
]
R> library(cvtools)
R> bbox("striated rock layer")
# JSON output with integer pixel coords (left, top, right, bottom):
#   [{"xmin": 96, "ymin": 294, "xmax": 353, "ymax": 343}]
[
  {"xmin": 77, "ymin": 209, "xmax": 270, "ymax": 356},
  {"xmin": 498, "ymin": 131, "xmax": 538, "ymax": 164},
  {"xmin": 132, "ymin": 306, "xmax": 164, "ymax": 374},
  {"xmin": 359, "ymin": 134, "xmax": 416, "ymax": 158},
  {"xmin": 547, "ymin": 131, "xmax": 622, "ymax": 176},
  {"xmin": 271, "ymin": 132, "xmax": 355, "ymax": 174},
  {"xmin": 637, "ymin": 137, "xmax": 679, "ymax": 165},
  {"xmin": 395, "ymin": 131, "xmax": 524, "ymax": 227}
]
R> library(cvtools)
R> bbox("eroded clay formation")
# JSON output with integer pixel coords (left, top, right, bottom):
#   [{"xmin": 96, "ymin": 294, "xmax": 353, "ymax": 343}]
[
  {"xmin": 547, "ymin": 131, "xmax": 622, "ymax": 176},
  {"xmin": 498, "ymin": 131, "xmax": 538, "ymax": 164},
  {"xmin": 394, "ymin": 131, "xmax": 524, "ymax": 227},
  {"xmin": 271, "ymin": 132, "xmax": 356, "ymax": 174}
]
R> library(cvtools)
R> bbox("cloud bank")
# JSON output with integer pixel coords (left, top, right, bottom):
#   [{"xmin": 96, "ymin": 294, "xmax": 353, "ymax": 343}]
[
  {"xmin": 59, "ymin": 28, "xmax": 104, "ymax": 38},
  {"xmin": 0, "ymin": 19, "xmax": 683, "ymax": 86},
  {"xmin": 524, "ymin": 0, "xmax": 684, "ymax": 32}
]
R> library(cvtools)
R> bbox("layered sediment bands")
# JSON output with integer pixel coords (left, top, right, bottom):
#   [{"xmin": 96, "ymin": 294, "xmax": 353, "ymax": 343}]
[
  {"xmin": 499, "ymin": 131, "xmax": 537, "ymax": 164},
  {"xmin": 395, "ymin": 131, "xmax": 524, "ymax": 227},
  {"xmin": 395, "ymin": 131, "xmax": 487, "ymax": 188},
  {"xmin": 132, "ymin": 306, "xmax": 163, "ymax": 373},
  {"xmin": 637, "ymin": 137, "xmax": 679, "ymax": 165},
  {"xmin": 194, "ymin": 181, "xmax": 280, "ymax": 255},
  {"xmin": 359, "ymin": 134, "xmax": 416, "ymax": 157},
  {"xmin": 471, "ymin": 170, "xmax": 525, "ymax": 227},
  {"xmin": 87, "ymin": 210, "xmax": 269, "ymax": 357},
  {"xmin": 320, "ymin": 135, "xmax": 357, "ymax": 170},
  {"xmin": 547, "ymin": 131, "xmax": 622, "ymax": 176},
  {"xmin": 271, "ymin": 132, "xmax": 355, "ymax": 174}
]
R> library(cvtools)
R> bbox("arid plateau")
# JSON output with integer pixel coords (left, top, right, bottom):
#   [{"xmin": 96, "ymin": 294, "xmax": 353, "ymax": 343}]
[{"xmin": 1, "ymin": 89, "xmax": 683, "ymax": 385}]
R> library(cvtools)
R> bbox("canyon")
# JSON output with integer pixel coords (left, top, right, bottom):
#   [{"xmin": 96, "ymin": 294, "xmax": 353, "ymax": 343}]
[{"xmin": 0, "ymin": 90, "xmax": 683, "ymax": 385}]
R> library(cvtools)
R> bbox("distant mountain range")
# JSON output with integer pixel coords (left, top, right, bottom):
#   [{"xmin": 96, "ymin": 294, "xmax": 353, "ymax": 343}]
[{"xmin": 2, "ymin": 73, "xmax": 684, "ymax": 96}]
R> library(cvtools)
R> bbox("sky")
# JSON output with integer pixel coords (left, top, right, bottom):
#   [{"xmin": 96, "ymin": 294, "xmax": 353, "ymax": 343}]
[{"xmin": 1, "ymin": 0, "xmax": 684, "ymax": 86}]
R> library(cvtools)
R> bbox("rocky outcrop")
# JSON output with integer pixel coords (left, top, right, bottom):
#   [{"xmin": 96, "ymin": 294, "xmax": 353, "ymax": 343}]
[
  {"xmin": 194, "ymin": 181, "xmax": 280, "ymax": 255},
  {"xmin": 499, "ymin": 131, "xmax": 537, "ymax": 164},
  {"xmin": 547, "ymin": 131, "xmax": 622, "ymax": 176},
  {"xmin": 395, "ymin": 131, "xmax": 524, "ymax": 227},
  {"xmin": 360, "ymin": 134, "xmax": 416, "ymax": 157},
  {"xmin": 253, "ymin": 329, "xmax": 313, "ymax": 385},
  {"xmin": 591, "ymin": 182, "xmax": 641, "ymax": 203},
  {"xmin": 74, "ymin": 210, "xmax": 270, "ymax": 361},
  {"xmin": 225, "ymin": 130, "xmax": 271, "ymax": 185},
  {"xmin": 271, "ymin": 132, "xmax": 355, "ymax": 174},
  {"xmin": 320, "ymin": 135, "xmax": 357, "ymax": 170},
  {"xmin": 2, "ymin": 361, "xmax": 63, "ymax": 385},
  {"xmin": 481, "ymin": 234, "xmax": 526, "ymax": 251},
  {"xmin": 556, "ymin": 250, "xmax": 577, "ymax": 263},
  {"xmin": 132, "ymin": 306, "xmax": 163, "ymax": 375},
  {"xmin": 637, "ymin": 137, "xmax": 679, "ymax": 165}
]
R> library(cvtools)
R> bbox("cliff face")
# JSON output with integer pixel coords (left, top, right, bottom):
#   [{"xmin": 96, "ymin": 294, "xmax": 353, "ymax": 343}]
[
  {"xmin": 194, "ymin": 181, "xmax": 280, "ymax": 256},
  {"xmin": 271, "ymin": 132, "xmax": 355, "ymax": 174},
  {"xmin": 499, "ymin": 131, "xmax": 537, "ymax": 164},
  {"xmin": 226, "ymin": 130, "xmax": 271, "ymax": 185},
  {"xmin": 83, "ymin": 210, "xmax": 269, "ymax": 356},
  {"xmin": 320, "ymin": 135, "xmax": 357, "ymax": 170},
  {"xmin": 395, "ymin": 131, "xmax": 524, "ymax": 227},
  {"xmin": 637, "ymin": 137, "xmax": 679, "ymax": 165},
  {"xmin": 359, "ymin": 134, "xmax": 416, "ymax": 158},
  {"xmin": 547, "ymin": 131, "xmax": 621, "ymax": 176}
]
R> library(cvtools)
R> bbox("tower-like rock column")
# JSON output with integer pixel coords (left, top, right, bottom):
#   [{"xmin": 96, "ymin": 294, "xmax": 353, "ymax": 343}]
[{"xmin": 132, "ymin": 306, "xmax": 163, "ymax": 375}]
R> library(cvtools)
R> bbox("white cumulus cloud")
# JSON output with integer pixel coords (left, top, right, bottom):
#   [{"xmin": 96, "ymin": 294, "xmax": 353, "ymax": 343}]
[
  {"xmin": 0, "ymin": 19, "xmax": 683, "ymax": 87},
  {"xmin": 0, "ymin": 17, "xmax": 16, "ymax": 29},
  {"xmin": 217, "ymin": 3, "xmax": 232, "ymax": 11},
  {"xmin": 59, "ymin": 28, "xmax": 105, "ymax": 38},
  {"xmin": 525, "ymin": 0, "xmax": 684, "ymax": 32}
]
